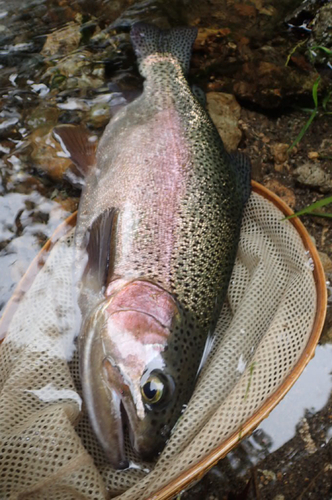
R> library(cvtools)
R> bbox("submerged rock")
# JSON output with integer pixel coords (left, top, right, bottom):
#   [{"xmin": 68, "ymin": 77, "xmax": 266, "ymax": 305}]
[
  {"xmin": 30, "ymin": 127, "xmax": 73, "ymax": 182},
  {"xmin": 26, "ymin": 103, "xmax": 59, "ymax": 131},
  {"xmin": 41, "ymin": 18, "xmax": 82, "ymax": 59},
  {"xmin": 43, "ymin": 50, "xmax": 105, "ymax": 91}
]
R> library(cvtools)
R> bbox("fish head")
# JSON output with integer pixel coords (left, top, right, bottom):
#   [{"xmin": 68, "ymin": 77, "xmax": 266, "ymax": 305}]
[{"xmin": 80, "ymin": 280, "xmax": 192, "ymax": 467}]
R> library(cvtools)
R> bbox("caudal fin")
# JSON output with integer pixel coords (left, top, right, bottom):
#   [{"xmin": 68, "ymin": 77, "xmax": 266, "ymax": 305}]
[{"xmin": 130, "ymin": 23, "xmax": 197, "ymax": 75}]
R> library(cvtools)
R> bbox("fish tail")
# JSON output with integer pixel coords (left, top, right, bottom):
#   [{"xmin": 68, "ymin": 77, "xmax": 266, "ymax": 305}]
[{"xmin": 130, "ymin": 23, "xmax": 198, "ymax": 75}]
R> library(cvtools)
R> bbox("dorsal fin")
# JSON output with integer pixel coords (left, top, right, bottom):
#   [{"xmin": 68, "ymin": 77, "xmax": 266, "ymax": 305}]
[{"xmin": 53, "ymin": 125, "xmax": 97, "ymax": 177}]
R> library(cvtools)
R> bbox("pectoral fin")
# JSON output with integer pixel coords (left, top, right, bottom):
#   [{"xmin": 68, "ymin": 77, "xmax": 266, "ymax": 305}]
[
  {"xmin": 84, "ymin": 208, "xmax": 118, "ymax": 292},
  {"xmin": 53, "ymin": 125, "xmax": 97, "ymax": 177}
]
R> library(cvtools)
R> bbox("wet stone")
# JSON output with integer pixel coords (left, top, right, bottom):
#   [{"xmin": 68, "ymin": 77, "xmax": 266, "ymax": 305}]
[
  {"xmin": 26, "ymin": 104, "xmax": 59, "ymax": 131},
  {"xmin": 206, "ymin": 92, "xmax": 242, "ymax": 151},
  {"xmin": 108, "ymin": 0, "xmax": 179, "ymax": 30},
  {"xmin": 87, "ymin": 102, "xmax": 112, "ymax": 129}
]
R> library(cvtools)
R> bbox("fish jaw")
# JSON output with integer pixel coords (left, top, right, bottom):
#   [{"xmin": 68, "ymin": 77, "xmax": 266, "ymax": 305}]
[
  {"xmin": 79, "ymin": 322, "xmax": 128, "ymax": 468},
  {"xmin": 80, "ymin": 280, "xmax": 180, "ymax": 467}
]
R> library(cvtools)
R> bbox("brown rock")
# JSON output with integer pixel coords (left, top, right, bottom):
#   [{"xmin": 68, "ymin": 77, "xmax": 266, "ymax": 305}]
[
  {"xmin": 27, "ymin": 104, "xmax": 59, "ymax": 131},
  {"xmin": 308, "ymin": 151, "xmax": 319, "ymax": 160},
  {"xmin": 263, "ymin": 179, "xmax": 296, "ymax": 208},
  {"xmin": 273, "ymin": 143, "xmax": 290, "ymax": 172},
  {"xmin": 258, "ymin": 61, "xmax": 282, "ymax": 78},
  {"xmin": 273, "ymin": 143, "xmax": 289, "ymax": 165},
  {"xmin": 206, "ymin": 92, "xmax": 242, "ymax": 151}
]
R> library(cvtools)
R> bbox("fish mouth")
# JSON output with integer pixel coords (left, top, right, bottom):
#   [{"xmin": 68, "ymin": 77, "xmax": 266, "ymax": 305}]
[
  {"xmin": 99, "ymin": 351, "xmax": 165, "ymax": 465},
  {"xmin": 103, "ymin": 359, "xmax": 146, "ymax": 463},
  {"xmin": 80, "ymin": 317, "xmax": 130, "ymax": 469},
  {"xmin": 83, "ymin": 366, "xmax": 129, "ymax": 469}
]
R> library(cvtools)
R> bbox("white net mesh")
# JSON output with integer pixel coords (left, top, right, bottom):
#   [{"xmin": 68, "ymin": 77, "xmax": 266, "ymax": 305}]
[{"xmin": 0, "ymin": 190, "xmax": 317, "ymax": 499}]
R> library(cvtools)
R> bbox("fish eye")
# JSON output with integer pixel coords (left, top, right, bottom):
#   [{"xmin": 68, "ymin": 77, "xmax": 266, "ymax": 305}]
[{"xmin": 141, "ymin": 374, "xmax": 165, "ymax": 404}]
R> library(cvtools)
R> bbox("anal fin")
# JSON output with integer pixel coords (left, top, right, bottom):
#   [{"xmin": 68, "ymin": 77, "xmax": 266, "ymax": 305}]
[
  {"xmin": 229, "ymin": 151, "xmax": 251, "ymax": 205},
  {"xmin": 191, "ymin": 84, "xmax": 206, "ymax": 108}
]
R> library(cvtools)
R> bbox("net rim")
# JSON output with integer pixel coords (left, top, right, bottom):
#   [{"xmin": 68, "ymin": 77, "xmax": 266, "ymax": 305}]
[
  {"xmin": 0, "ymin": 182, "xmax": 327, "ymax": 499},
  {"xmin": 149, "ymin": 180, "xmax": 327, "ymax": 500}
]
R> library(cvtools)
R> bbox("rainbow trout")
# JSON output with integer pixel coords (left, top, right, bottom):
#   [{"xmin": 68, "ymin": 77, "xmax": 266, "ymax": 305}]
[{"xmin": 55, "ymin": 23, "xmax": 251, "ymax": 469}]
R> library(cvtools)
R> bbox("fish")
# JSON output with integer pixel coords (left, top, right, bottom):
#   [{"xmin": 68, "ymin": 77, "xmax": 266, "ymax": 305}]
[{"xmin": 54, "ymin": 22, "xmax": 251, "ymax": 469}]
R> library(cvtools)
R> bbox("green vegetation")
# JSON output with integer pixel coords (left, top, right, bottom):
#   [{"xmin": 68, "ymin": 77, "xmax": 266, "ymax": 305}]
[
  {"xmin": 309, "ymin": 45, "xmax": 332, "ymax": 57},
  {"xmin": 284, "ymin": 196, "xmax": 332, "ymax": 220},
  {"xmin": 285, "ymin": 39, "xmax": 306, "ymax": 67},
  {"xmin": 286, "ymin": 43, "xmax": 332, "ymax": 151},
  {"xmin": 238, "ymin": 426, "xmax": 243, "ymax": 441},
  {"xmin": 288, "ymin": 76, "xmax": 332, "ymax": 151},
  {"xmin": 244, "ymin": 362, "xmax": 256, "ymax": 401}
]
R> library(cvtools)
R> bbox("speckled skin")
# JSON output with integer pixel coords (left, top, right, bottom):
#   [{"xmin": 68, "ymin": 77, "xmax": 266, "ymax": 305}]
[{"xmin": 77, "ymin": 23, "xmax": 250, "ymax": 466}]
